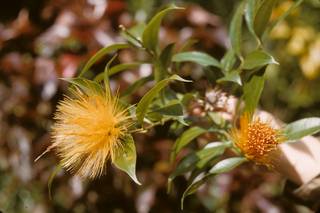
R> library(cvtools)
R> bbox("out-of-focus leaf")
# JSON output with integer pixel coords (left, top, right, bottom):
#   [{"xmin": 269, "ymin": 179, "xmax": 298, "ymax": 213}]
[
  {"xmin": 217, "ymin": 70, "xmax": 242, "ymax": 85},
  {"xmin": 142, "ymin": 5, "xmax": 183, "ymax": 52},
  {"xmin": 181, "ymin": 157, "xmax": 246, "ymax": 209},
  {"xmin": 284, "ymin": 118, "xmax": 320, "ymax": 141},
  {"xmin": 242, "ymin": 50, "xmax": 278, "ymax": 70},
  {"xmin": 265, "ymin": 0, "xmax": 303, "ymax": 37},
  {"xmin": 136, "ymin": 75, "xmax": 191, "ymax": 123},
  {"xmin": 79, "ymin": 43, "xmax": 130, "ymax": 76},
  {"xmin": 172, "ymin": 51, "xmax": 221, "ymax": 68},
  {"xmin": 221, "ymin": 49, "xmax": 236, "ymax": 72},
  {"xmin": 94, "ymin": 63, "xmax": 144, "ymax": 82},
  {"xmin": 254, "ymin": 0, "xmax": 277, "ymax": 37},
  {"xmin": 179, "ymin": 38, "xmax": 198, "ymax": 52},
  {"xmin": 121, "ymin": 75, "xmax": 153, "ymax": 97},
  {"xmin": 229, "ymin": 1, "xmax": 245, "ymax": 59},
  {"xmin": 243, "ymin": 75, "xmax": 265, "ymax": 116},
  {"xmin": 113, "ymin": 135, "xmax": 141, "ymax": 185},
  {"xmin": 171, "ymin": 127, "xmax": 207, "ymax": 162},
  {"xmin": 48, "ymin": 164, "xmax": 62, "ymax": 200},
  {"xmin": 151, "ymin": 100, "xmax": 183, "ymax": 116}
]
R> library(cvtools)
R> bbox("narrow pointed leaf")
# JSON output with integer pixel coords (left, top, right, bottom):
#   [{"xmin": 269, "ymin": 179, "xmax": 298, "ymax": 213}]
[
  {"xmin": 171, "ymin": 127, "xmax": 207, "ymax": 162},
  {"xmin": 254, "ymin": 0, "xmax": 277, "ymax": 37},
  {"xmin": 94, "ymin": 63, "xmax": 144, "ymax": 82},
  {"xmin": 172, "ymin": 51, "xmax": 221, "ymax": 68},
  {"xmin": 136, "ymin": 75, "xmax": 191, "ymax": 123},
  {"xmin": 142, "ymin": 5, "xmax": 183, "ymax": 52},
  {"xmin": 229, "ymin": 1, "xmax": 245, "ymax": 58},
  {"xmin": 48, "ymin": 164, "xmax": 62, "ymax": 200},
  {"xmin": 113, "ymin": 135, "xmax": 141, "ymax": 185},
  {"xmin": 121, "ymin": 75, "xmax": 153, "ymax": 97},
  {"xmin": 284, "ymin": 118, "xmax": 320, "ymax": 141},
  {"xmin": 181, "ymin": 157, "xmax": 246, "ymax": 209},
  {"xmin": 79, "ymin": 43, "xmax": 130, "ymax": 76},
  {"xmin": 243, "ymin": 75, "xmax": 265, "ymax": 115},
  {"xmin": 245, "ymin": 0, "xmax": 260, "ymax": 43}
]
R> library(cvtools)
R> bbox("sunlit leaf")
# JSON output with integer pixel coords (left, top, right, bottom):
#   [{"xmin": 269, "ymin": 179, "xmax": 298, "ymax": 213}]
[
  {"xmin": 142, "ymin": 5, "xmax": 183, "ymax": 53},
  {"xmin": 242, "ymin": 50, "xmax": 278, "ymax": 70},
  {"xmin": 284, "ymin": 118, "xmax": 320, "ymax": 141},
  {"xmin": 112, "ymin": 135, "xmax": 141, "ymax": 185},
  {"xmin": 79, "ymin": 43, "xmax": 130, "ymax": 76},
  {"xmin": 136, "ymin": 75, "xmax": 191, "ymax": 124},
  {"xmin": 217, "ymin": 70, "xmax": 242, "ymax": 85},
  {"xmin": 243, "ymin": 75, "xmax": 265, "ymax": 116},
  {"xmin": 229, "ymin": 1, "xmax": 245, "ymax": 59},
  {"xmin": 172, "ymin": 51, "xmax": 221, "ymax": 68}
]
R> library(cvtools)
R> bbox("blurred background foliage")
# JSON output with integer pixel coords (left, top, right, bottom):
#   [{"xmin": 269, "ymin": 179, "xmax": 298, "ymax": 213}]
[{"xmin": 0, "ymin": 0, "xmax": 319, "ymax": 212}]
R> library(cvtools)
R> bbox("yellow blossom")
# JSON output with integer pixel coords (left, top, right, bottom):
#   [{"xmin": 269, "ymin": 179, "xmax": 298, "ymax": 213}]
[
  {"xmin": 230, "ymin": 113, "xmax": 285, "ymax": 167},
  {"xmin": 46, "ymin": 86, "xmax": 131, "ymax": 179}
]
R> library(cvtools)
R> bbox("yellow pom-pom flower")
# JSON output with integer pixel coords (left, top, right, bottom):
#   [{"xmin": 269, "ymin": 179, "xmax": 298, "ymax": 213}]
[
  {"xmin": 47, "ymin": 86, "xmax": 131, "ymax": 179},
  {"xmin": 230, "ymin": 114, "xmax": 285, "ymax": 167}
]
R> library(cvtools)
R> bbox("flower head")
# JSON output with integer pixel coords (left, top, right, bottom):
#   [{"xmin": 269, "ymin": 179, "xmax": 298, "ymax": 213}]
[
  {"xmin": 230, "ymin": 113, "xmax": 284, "ymax": 167},
  {"xmin": 48, "ymin": 86, "xmax": 131, "ymax": 179}
]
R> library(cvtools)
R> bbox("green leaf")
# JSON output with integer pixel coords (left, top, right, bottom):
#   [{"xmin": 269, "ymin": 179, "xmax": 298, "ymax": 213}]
[
  {"xmin": 254, "ymin": 0, "xmax": 277, "ymax": 37},
  {"xmin": 217, "ymin": 70, "xmax": 242, "ymax": 85},
  {"xmin": 245, "ymin": 0, "xmax": 260, "ymax": 45},
  {"xmin": 136, "ymin": 75, "xmax": 191, "ymax": 124},
  {"xmin": 243, "ymin": 75, "xmax": 265, "ymax": 116},
  {"xmin": 242, "ymin": 50, "xmax": 278, "ymax": 70},
  {"xmin": 62, "ymin": 77, "xmax": 103, "ymax": 94},
  {"xmin": 94, "ymin": 62, "xmax": 144, "ymax": 82},
  {"xmin": 151, "ymin": 100, "xmax": 183, "ymax": 116},
  {"xmin": 284, "ymin": 118, "xmax": 320, "ymax": 141},
  {"xmin": 142, "ymin": 5, "xmax": 183, "ymax": 52},
  {"xmin": 121, "ymin": 75, "xmax": 153, "ymax": 97},
  {"xmin": 154, "ymin": 43, "xmax": 175, "ymax": 82},
  {"xmin": 221, "ymin": 49, "xmax": 236, "ymax": 72},
  {"xmin": 120, "ymin": 23, "xmax": 146, "ymax": 47},
  {"xmin": 209, "ymin": 157, "xmax": 247, "ymax": 174},
  {"xmin": 181, "ymin": 157, "xmax": 246, "ymax": 209},
  {"xmin": 229, "ymin": 1, "xmax": 245, "ymax": 59},
  {"xmin": 172, "ymin": 51, "xmax": 221, "ymax": 68},
  {"xmin": 103, "ymin": 54, "xmax": 118, "ymax": 93},
  {"xmin": 112, "ymin": 135, "xmax": 141, "ymax": 185},
  {"xmin": 171, "ymin": 127, "xmax": 207, "ymax": 162},
  {"xmin": 48, "ymin": 164, "xmax": 62, "ymax": 200},
  {"xmin": 196, "ymin": 142, "xmax": 230, "ymax": 168},
  {"xmin": 79, "ymin": 43, "xmax": 130, "ymax": 77},
  {"xmin": 168, "ymin": 142, "xmax": 228, "ymax": 193}
]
